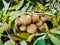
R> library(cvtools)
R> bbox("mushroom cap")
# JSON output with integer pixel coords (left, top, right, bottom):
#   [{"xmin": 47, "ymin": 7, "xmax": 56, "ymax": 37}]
[
  {"xmin": 20, "ymin": 15, "xmax": 31, "ymax": 25},
  {"xmin": 32, "ymin": 14, "xmax": 39, "ymax": 23},
  {"xmin": 20, "ymin": 25, "xmax": 26, "ymax": 31},
  {"xmin": 40, "ymin": 17, "xmax": 47, "ymax": 22},
  {"xmin": 15, "ymin": 18, "xmax": 22, "ymax": 26},
  {"xmin": 27, "ymin": 24, "xmax": 37, "ymax": 34},
  {"xmin": 39, "ymin": 25, "xmax": 46, "ymax": 32},
  {"xmin": 36, "ymin": 20, "xmax": 43, "ymax": 27}
]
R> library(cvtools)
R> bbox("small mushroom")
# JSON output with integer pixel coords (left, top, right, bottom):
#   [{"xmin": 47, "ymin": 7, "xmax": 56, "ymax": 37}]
[
  {"xmin": 15, "ymin": 18, "xmax": 22, "ymax": 26},
  {"xmin": 39, "ymin": 25, "xmax": 46, "ymax": 32},
  {"xmin": 43, "ymin": 23, "xmax": 47, "ymax": 26},
  {"xmin": 27, "ymin": 24, "xmax": 37, "ymax": 34},
  {"xmin": 32, "ymin": 14, "xmax": 39, "ymax": 23},
  {"xmin": 20, "ymin": 15, "xmax": 31, "ymax": 25},
  {"xmin": 40, "ymin": 17, "xmax": 47, "ymax": 22},
  {"xmin": 20, "ymin": 25, "xmax": 26, "ymax": 31},
  {"xmin": 36, "ymin": 20, "xmax": 43, "ymax": 27}
]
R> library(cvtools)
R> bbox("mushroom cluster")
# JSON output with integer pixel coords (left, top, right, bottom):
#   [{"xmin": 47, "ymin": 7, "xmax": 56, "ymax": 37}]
[{"xmin": 15, "ymin": 13, "xmax": 51, "ymax": 34}]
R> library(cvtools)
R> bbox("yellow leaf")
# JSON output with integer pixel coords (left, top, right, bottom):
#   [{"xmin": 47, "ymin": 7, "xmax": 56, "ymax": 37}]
[
  {"xmin": 52, "ymin": 16, "xmax": 58, "ymax": 27},
  {"xmin": 14, "ymin": 0, "xmax": 19, "ymax": 3},
  {"xmin": 0, "ymin": 34, "xmax": 3, "ymax": 36},
  {"xmin": 0, "ymin": 29, "xmax": 4, "ymax": 33},
  {"xmin": 33, "ymin": 2, "xmax": 44, "ymax": 12},
  {"xmin": 36, "ymin": 2, "xmax": 44, "ymax": 10},
  {"xmin": 10, "ymin": 35, "xmax": 23, "ymax": 41},
  {"xmin": 8, "ymin": 5, "xmax": 17, "ymax": 10},
  {"xmin": 17, "ymin": 32, "xmax": 30, "ymax": 40},
  {"xmin": 57, "ymin": 13, "xmax": 60, "ymax": 22}
]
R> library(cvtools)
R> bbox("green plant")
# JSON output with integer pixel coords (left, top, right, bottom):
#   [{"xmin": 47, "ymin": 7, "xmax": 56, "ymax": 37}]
[{"xmin": 0, "ymin": 0, "xmax": 60, "ymax": 45}]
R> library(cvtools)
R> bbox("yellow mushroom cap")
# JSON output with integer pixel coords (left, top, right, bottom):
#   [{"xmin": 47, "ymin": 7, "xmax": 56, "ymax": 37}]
[
  {"xmin": 20, "ymin": 25, "xmax": 26, "ymax": 31},
  {"xmin": 36, "ymin": 20, "xmax": 43, "ymax": 27},
  {"xmin": 32, "ymin": 14, "xmax": 39, "ymax": 23},
  {"xmin": 20, "ymin": 15, "xmax": 31, "ymax": 25},
  {"xmin": 27, "ymin": 24, "xmax": 37, "ymax": 34},
  {"xmin": 15, "ymin": 18, "xmax": 22, "ymax": 26}
]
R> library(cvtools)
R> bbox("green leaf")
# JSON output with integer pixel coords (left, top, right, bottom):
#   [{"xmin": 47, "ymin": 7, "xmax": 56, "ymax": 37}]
[
  {"xmin": 35, "ymin": 33, "xmax": 46, "ymax": 36},
  {"xmin": 0, "ymin": 11, "xmax": 3, "ymax": 18},
  {"xmin": 33, "ymin": 35, "xmax": 46, "ymax": 45},
  {"xmin": 2, "ymin": 0, "xmax": 10, "ymax": 16},
  {"xmin": 17, "ymin": 32, "xmax": 30, "ymax": 40},
  {"xmin": 45, "ymin": 35, "xmax": 50, "ymax": 40},
  {"xmin": 10, "ymin": 35, "xmax": 23, "ymax": 41},
  {"xmin": 13, "ymin": 27, "xmax": 17, "ymax": 34},
  {"xmin": 0, "ymin": 23, "xmax": 3, "ymax": 26},
  {"xmin": 20, "ymin": 40, "xmax": 27, "ymax": 45},
  {"xmin": 27, "ymin": 0, "xmax": 34, "ymax": 4},
  {"xmin": 52, "ymin": 16, "xmax": 58, "ymax": 27},
  {"xmin": 21, "ymin": 3, "xmax": 30, "ymax": 12},
  {"xmin": 44, "ymin": 12, "xmax": 53, "ymax": 16},
  {"xmin": 51, "ymin": 9, "xmax": 57, "ymax": 14},
  {"xmin": 57, "ymin": 13, "xmax": 60, "ymax": 22},
  {"xmin": 8, "ymin": 12, "xmax": 24, "ymax": 28},
  {"xmin": 8, "ymin": 5, "xmax": 17, "ymax": 10},
  {"xmin": 46, "ymin": 43, "xmax": 51, "ymax": 45},
  {"xmin": 16, "ymin": 0, "xmax": 24, "ymax": 10},
  {"xmin": 33, "ymin": 2, "xmax": 44, "ymax": 12},
  {"xmin": 4, "ymin": 40, "xmax": 11, "ymax": 45},
  {"xmin": 3, "ymin": 12, "xmax": 9, "ymax": 23},
  {"xmin": 27, "ymin": 5, "xmax": 33, "ymax": 12},
  {"xmin": 10, "ymin": 11, "xmax": 20, "ymax": 16},
  {"xmin": 0, "ymin": 23, "xmax": 7, "ymax": 31},
  {"xmin": 48, "ymin": 34, "xmax": 60, "ymax": 45},
  {"xmin": 34, "ymin": 40, "xmax": 46, "ymax": 45},
  {"xmin": 0, "ymin": 34, "xmax": 3, "ymax": 37},
  {"xmin": 0, "ymin": 38, "xmax": 3, "ymax": 45},
  {"xmin": 0, "ymin": 29, "xmax": 4, "ymax": 34},
  {"xmin": 27, "ymin": 34, "xmax": 34, "ymax": 42},
  {"xmin": 50, "ymin": 30, "xmax": 60, "ymax": 34},
  {"xmin": 4, "ymin": 40, "xmax": 15, "ymax": 45},
  {"xmin": 36, "ymin": 2, "xmax": 44, "ymax": 10}
]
